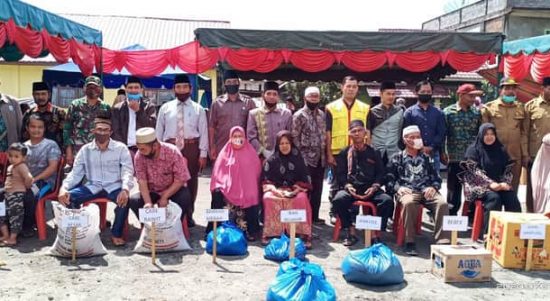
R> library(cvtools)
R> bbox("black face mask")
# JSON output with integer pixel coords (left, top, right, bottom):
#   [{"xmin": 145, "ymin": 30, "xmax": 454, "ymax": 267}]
[
  {"xmin": 94, "ymin": 134, "xmax": 110, "ymax": 144},
  {"xmin": 306, "ymin": 101, "xmax": 319, "ymax": 111},
  {"xmin": 176, "ymin": 93, "xmax": 190, "ymax": 102},
  {"xmin": 418, "ymin": 94, "xmax": 432, "ymax": 103},
  {"xmin": 225, "ymin": 85, "xmax": 239, "ymax": 95}
]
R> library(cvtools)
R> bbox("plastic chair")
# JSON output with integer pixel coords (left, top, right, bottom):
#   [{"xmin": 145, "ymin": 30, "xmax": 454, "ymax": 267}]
[
  {"xmin": 462, "ymin": 199, "xmax": 484, "ymax": 241},
  {"xmin": 393, "ymin": 200, "xmax": 423, "ymax": 246},
  {"xmin": 332, "ymin": 200, "xmax": 378, "ymax": 242},
  {"xmin": 35, "ymin": 157, "xmax": 65, "ymax": 240},
  {"xmin": 83, "ymin": 198, "xmax": 129, "ymax": 240}
]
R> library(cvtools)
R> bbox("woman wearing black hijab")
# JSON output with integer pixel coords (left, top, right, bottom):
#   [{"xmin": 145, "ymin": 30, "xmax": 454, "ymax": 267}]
[{"xmin": 460, "ymin": 123, "xmax": 522, "ymax": 239}]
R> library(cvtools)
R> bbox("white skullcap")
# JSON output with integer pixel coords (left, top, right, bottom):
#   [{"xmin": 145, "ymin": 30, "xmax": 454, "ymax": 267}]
[
  {"xmin": 402, "ymin": 125, "xmax": 420, "ymax": 138},
  {"xmin": 304, "ymin": 86, "xmax": 320, "ymax": 96},
  {"xmin": 136, "ymin": 127, "xmax": 157, "ymax": 144}
]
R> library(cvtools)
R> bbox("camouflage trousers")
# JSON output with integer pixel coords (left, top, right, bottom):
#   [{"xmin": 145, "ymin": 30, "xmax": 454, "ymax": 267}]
[{"xmin": 0, "ymin": 192, "xmax": 25, "ymax": 234}]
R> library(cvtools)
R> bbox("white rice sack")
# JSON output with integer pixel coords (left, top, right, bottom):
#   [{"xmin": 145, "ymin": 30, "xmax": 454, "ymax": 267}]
[
  {"xmin": 134, "ymin": 201, "xmax": 191, "ymax": 253},
  {"xmin": 49, "ymin": 202, "xmax": 107, "ymax": 257}
]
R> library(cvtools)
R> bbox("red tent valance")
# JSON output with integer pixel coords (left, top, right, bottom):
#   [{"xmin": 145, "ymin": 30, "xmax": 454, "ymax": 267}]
[
  {"xmin": 98, "ymin": 40, "xmax": 497, "ymax": 77},
  {"xmin": 0, "ymin": 19, "xmax": 98, "ymax": 75},
  {"xmin": 502, "ymin": 53, "xmax": 550, "ymax": 83}
]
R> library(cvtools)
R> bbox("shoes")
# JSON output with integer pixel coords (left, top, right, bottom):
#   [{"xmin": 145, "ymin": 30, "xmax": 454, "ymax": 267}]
[
  {"xmin": 404, "ymin": 242, "xmax": 418, "ymax": 256},
  {"xmin": 246, "ymin": 232, "xmax": 256, "ymax": 242},
  {"xmin": 342, "ymin": 229, "xmax": 358, "ymax": 247}
]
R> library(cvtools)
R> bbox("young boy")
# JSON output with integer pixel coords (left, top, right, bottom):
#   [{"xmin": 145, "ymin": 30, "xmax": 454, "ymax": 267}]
[{"xmin": 0, "ymin": 143, "xmax": 34, "ymax": 246}]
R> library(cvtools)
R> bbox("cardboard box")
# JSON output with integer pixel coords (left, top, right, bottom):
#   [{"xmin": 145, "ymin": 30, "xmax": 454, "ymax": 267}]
[
  {"xmin": 486, "ymin": 211, "xmax": 550, "ymax": 270},
  {"xmin": 431, "ymin": 245, "xmax": 492, "ymax": 282}
]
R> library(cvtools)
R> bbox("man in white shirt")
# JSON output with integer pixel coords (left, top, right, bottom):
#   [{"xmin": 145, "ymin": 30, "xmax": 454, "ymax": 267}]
[
  {"xmin": 156, "ymin": 74, "xmax": 208, "ymax": 226},
  {"xmin": 58, "ymin": 112, "xmax": 134, "ymax": 246}
]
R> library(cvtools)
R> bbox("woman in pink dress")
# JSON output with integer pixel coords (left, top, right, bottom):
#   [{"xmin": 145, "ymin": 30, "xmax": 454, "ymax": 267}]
[
  {"xmin": 209, "ymin": 126, "xmax": 262, "ymax": 241},
  {"xmin": 261, "ymin": 130, "xmax": 312, "ymax": 248}
]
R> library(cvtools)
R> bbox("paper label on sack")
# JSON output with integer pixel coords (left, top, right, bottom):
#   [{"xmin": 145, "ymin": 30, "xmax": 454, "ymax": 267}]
[
  {"xmin": 139, "ymin": 207, "xmax": 166, "ymax": 223},
  {"xmin": 280, "ymin": 210, "xmax": 306, "ymax": 223},
  {"xmin": 0, "ymin": 201, "xmax": 5, "ymax": 217},
  {"xmin": 205, "ymin": 209, "xmax": 229, "ymax": 222},
  {"xmin": 61, "ymin": 212, "xmax": 89, "ymax": 228},
  {"xmin": 443, "ymin": 216, "xmax": 468, "ymax": 231},
  {"xmin": 355, "ymin": 215, "xmax": 382, "ymax": 230},
  {"xmin": 520, "ymin": 223, "xmax": 546, "ymax": 240}
]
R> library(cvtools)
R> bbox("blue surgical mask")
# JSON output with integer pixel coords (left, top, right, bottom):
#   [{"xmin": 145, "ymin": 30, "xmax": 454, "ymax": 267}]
[
  {"xmin": 502, "ymin": 95, "xmax": 516, "ymax": 103},
  {"xmin": 127, "ymin": 93, "xmax": 142, "ymax": 101}
]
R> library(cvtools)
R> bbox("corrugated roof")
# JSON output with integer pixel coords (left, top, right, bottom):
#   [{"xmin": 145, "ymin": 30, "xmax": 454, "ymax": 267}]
[
  {"xmin": 61, "ymin": 14, "xmax": 230, "ymax": 50},
  {"xmin": 13, "ymin": 14, "xmax": 230, "ymax": 63}
]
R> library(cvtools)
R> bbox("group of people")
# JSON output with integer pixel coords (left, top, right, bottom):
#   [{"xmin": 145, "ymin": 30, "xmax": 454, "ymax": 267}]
[{"xmin": 1, "ymin": 72, "xmax": 550, "ymax": 256}]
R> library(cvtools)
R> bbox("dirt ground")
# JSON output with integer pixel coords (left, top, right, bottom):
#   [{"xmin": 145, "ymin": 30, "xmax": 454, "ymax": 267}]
[{"xmin": 1, "ymin": 177, "xmax": 549, "ymax": 301}]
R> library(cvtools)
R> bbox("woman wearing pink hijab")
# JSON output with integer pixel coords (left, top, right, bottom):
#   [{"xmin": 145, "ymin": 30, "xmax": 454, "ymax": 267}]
[
  {"xmin": 207, "ymin": 126, "xmax": 262, "ymax": 241},
  {"xmin": 531, "ymin": 133, "xmax": 550, "ymax": 215}
]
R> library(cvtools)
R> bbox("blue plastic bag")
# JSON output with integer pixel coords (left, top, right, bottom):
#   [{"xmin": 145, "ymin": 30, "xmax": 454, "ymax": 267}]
[
  {"xmin": 341, "ymin": 243, "xmax": 404, "ymax": 286},
  {"xmin": 264, "ymin": 233, "xmax": 306, "ymax": 262},
  {"xmin": 206, "ymin": 222, "xmax": 247, "ymax": 256},
  {"xmin": 267, "ymin": 258, "xmax": 336, "ymax": 301}
]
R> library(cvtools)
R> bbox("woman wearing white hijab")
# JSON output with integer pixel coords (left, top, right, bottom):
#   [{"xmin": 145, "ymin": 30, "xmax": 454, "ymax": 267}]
[{"xmin": 531, "ymin": 133, "xmax": 550, "ymax": 215}]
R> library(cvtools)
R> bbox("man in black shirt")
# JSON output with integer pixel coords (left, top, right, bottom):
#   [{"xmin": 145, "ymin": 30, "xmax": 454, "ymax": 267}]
[{"xmin": 332, "ymin": 120, "xmax": 393, "ymax": 246}]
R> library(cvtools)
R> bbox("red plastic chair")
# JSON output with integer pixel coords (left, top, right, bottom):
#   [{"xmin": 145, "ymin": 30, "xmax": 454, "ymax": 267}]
[
  {"xmin": 35, "ymin": 157, "xmax": 65, "ymax": 240},
  {"xmin": 83, "ymin": 198, "xmax": 130, "ymax": 240},
  {"xmin": 462, "ymin": 199, "xmax": 484, "ymax": 241},
  {"xmin": 0, "ymin": 152, "xmax": 9, "ymax": 184},
  {"xmin": 393, "ymin": 200, "xmax": 423, "ymax": 246},
  {"xmin": 332, "ymin": 200, "xmax": 378, "ymax": 242}
]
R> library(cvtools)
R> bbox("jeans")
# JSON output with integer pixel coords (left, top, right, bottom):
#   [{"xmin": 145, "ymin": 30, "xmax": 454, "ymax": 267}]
[{"xmin": 68, "ymin": 186, "xmax": 128, "ymax": 238}]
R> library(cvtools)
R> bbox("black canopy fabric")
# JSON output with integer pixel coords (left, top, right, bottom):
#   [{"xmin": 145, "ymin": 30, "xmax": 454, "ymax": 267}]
[{"xmin": 195, "ymin": 28, "xmax": 503, "ymax": 53}]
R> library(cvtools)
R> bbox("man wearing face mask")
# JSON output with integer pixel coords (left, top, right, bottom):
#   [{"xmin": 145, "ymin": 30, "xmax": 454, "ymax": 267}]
[
  {"xmin": 63, "ymin": 75, "xmax": 111, "ymax": 166},
  {"xmin": 387, "ymin": 125, "xmax": 450, "ymax": 255},
  {"xmin": 58, "ymin": 111, "xmax": 133, "ymax": 246},
  {"xmin": 129, "ymin": 127, "xmax": 192, "ymax": 222},
  {"xmin": 21, "ymin": 82, "xmax": 65, "ymax": 149},
  {"xmin": 111, "ymin": 76, "xmax": 157, "ymax": 156},
  {"xmin": 403, "ymin": 80, "xmax": 446, "ymax": 175},
  {"xmin": 247, "ymin": 81, "xmax": 292, "ymax": 160},
  {"xmin": 156, "ymin": 74, "xmax": 208, "ymax": 226},
  {"xmin": 482, "ymin": 77, "xmax": 527, "ymax": 194},
  {"xmin": 292, "ymin": 86, "xmax": 327, "ymax": 224},
  {"xmin": 209, "ymin": 70, "xmax": 256, "ymax": 161},
  {"xmin": 367, "ymin": 81, "xmax": 404, "ymax": 164}
]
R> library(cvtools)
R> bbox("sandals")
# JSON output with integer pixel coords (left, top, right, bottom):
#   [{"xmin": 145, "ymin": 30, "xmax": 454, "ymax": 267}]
[
  {"xmin": 246, "ymin": 233, "xmax": 257, "ymax": 242},
  {"xmin": 261, "ymin": 237, "xmax": 270, "ymax": 246},
  {"xmin": 0, "ymin": 240, "xmax": 16, "ymax": 247},
  {"xmin": 111, "ymin": 237, "xmax": 126, "ymax": 247}
]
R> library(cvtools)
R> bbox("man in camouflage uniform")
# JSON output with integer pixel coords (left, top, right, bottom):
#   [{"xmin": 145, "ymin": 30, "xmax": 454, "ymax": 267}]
[
  {"xmin": 21, "ymin": 82, "xmax": 65, "ymax": 149},
  {"xmin": 63, "ymin": 76, "xmax": 111, "ymax": 165}
]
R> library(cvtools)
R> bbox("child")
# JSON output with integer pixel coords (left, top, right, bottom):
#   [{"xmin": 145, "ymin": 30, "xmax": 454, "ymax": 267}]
[{"xmin": 0, "ymin": 143, "xmax": 34, "ymax": 246}]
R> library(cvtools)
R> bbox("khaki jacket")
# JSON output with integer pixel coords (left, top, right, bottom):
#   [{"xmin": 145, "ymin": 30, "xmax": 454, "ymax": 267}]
[
  {"xmin": 481, "ymin": 97, "xmax": 527, "ymax": 162},
  {"xmin": 525, "ymin": 96, "xmax": 550, "ymax": 158}
]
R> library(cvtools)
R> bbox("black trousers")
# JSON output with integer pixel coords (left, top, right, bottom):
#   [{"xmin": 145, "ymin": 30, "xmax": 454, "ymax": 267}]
[
  {"xmin": 307, "ymin": 164, "xmax": 325, "ymax": 221},
  {"xmin": 129, "ymin": 186, "xmax": 192, "ymax": 221},
  {"xmin": 481, "ymin": 190, "xmax": 522, "ymax": 238},
  {"xmin": 446, "ymin": 162, "xmax": 463, "ymax": 215},
  {"xmin": 205, "ymin": 189, "xmax": 260, "ymax": 235},
  {"xmin": 332, "ymin": 189, "xmax": 394, "ymax": 230}
]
